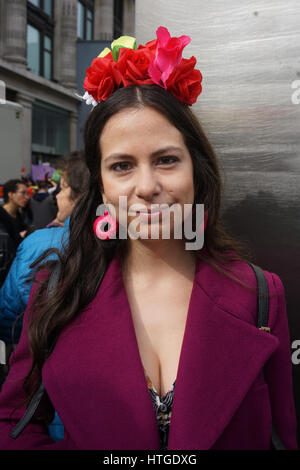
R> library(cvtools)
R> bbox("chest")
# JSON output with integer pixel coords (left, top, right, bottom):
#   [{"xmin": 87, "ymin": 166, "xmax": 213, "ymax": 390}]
[{"xmin": 124, "ymin": 278, "xmax": 194, "ymax": 397}]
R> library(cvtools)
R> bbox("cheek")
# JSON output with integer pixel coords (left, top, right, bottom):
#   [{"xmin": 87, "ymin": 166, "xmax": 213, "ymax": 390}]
[
  {"xmin": 101, "ymin": 176, "xmax": 130, "ymax": 206},
  {"xmin": 169, "ymin": 170, "xmax": 194, "ymax": 203},
  {"xmin": 182, "ymin": 166, "xmax": 195, "ymax": 201}
]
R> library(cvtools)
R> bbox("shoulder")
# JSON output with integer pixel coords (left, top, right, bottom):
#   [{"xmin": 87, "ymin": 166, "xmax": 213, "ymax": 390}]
[
  {"xmin": 12, "ymin": 227, "xmax": 65, "ymax": 276},
  {"xmin": 0, "ymin": 206, "xmax": 7, "ymax": 218},
  {"xmin": 0, "ymin": 220, "xmax": 8, "ymax": 235},
  {"xmin": 22, "ymin": 226, "xmax": 66, "ymax": 248},
  {"xmin": 0, "ymin": 207, "xmax": 10, "ymax": 227},
  {"xmin": 196, "ymin": 255, "xmax": 284, "ymax": 327}
]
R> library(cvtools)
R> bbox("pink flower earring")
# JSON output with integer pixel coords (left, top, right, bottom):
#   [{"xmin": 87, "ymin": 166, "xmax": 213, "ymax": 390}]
[{"xmin": 93, "ymin": 210, "xmax": 118, "ymax": 240}]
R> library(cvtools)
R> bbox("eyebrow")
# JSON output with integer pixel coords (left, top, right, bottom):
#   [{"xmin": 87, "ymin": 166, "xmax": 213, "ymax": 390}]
[{"xmin": 103, "ymin": 146, "xmax": 184, "ymax": 163}]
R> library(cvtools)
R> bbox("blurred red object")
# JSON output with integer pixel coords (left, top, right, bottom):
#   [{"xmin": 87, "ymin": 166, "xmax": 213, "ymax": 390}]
[{"xmin": 27, "ymin": 187, "xmax": 33, "ymax": 198}]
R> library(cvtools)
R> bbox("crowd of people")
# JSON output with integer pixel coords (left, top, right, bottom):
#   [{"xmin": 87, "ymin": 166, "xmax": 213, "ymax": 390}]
[{"xmin": 0, "ymin": 152, "xmax": 88, "ymax": 290}]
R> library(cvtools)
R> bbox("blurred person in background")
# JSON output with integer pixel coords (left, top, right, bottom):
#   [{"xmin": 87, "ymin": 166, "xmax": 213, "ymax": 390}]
[
  {"xmin": 30, "ymin": 180, "xmax": 57, "ymax": 230},
  {"xmin": 47, "ymin": 170, "xmax": 62, "ymax": 196},
  {"xmin": 0, "ymin": 151, "xmax": 89, "ymax": 344},
  {"xmin": 0, "ymin": 180, "xmax": 29, "ymax": 288},
  {"xmin": 0, "ymin": 150, "xmax": 89, "ymax": 441}
]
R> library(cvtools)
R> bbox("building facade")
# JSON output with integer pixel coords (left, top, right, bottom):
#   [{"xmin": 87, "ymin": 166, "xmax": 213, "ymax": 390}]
[{"xmin": 0, "ymin": 0, "xmax": 135, "ymax": 179}]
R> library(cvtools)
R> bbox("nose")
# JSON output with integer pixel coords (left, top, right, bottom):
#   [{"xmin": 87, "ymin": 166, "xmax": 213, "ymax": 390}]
[{"xmin": 135, "ymin": 165, "xmax": 161, "ymax": 201}]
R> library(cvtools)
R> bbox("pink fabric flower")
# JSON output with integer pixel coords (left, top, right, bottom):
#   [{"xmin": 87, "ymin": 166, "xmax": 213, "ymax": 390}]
[{"xmin": 148, "ymin": 26, "xmax": 191, "ymax": 88}]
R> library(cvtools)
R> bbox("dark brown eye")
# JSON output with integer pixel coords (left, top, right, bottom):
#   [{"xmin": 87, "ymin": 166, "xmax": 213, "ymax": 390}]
[
  {"xmin": 157, "ymin": 156, "xmax": 179, "ymax": 165},
  {"xmin": 111, "ymin": 162, "xmax": 132, "ymax": 172}
]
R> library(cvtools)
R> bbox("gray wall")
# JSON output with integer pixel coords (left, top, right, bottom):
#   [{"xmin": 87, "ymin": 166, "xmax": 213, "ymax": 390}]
[
  {"xmin": 0, "ymin": 101, "xmax": 23, "ymax": 182},
  {"xmin": 136, "ymin": 0, "xmax": 300, "ymax": 444}
]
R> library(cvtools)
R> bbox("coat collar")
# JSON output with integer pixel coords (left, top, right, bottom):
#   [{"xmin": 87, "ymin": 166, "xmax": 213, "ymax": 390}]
[{"xmin": 45, "ymin": 253, "xmax": 279, "ymax": 449}]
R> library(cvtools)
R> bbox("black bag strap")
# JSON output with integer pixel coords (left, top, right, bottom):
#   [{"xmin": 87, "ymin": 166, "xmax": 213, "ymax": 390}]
[
  {"xmin": 9, "ymin": 262, "xmax": 61, "ymax": 440},
  {"xmin": 249, "ymin": 263, "xmax": 286, "ymax": 450}
]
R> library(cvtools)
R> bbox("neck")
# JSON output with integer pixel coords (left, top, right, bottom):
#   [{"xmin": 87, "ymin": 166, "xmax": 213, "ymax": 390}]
[
  {"xmin": 121, "ymin": 238, "xmax": 197, "ymax": 282},
  {"xmin": 3, "ymin": 202, "xmax": 18, "ymax": 218}
]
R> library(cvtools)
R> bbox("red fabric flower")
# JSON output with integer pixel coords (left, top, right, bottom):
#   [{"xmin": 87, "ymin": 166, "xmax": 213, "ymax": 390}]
[
  {"xmin": 117, "ymin": 47, "xmax": 155, "ymax": 86},
  {"xmin": 148, "ymin": 26, "xmax": 191, "ymax": 88},
  {"xmin": 84, "ymin": 52, "xmax": 122, "ymax": 102},
  {"xmin": 166, "ymin": 56, "xmax": 203, "ymax": 105},
  {"xmin": 139, "ymin": 39, "xmax": 158, "ymax": 53}
]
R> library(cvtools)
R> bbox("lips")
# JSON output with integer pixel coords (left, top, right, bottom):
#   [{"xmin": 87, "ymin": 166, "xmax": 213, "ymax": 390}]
[
  {"xmin": 128, "ymin": 204, "xmax": 171, "ymax": 216},
  {"xmin": 139, "ymin": 208, "xmax": 165, "ymax": 214}
]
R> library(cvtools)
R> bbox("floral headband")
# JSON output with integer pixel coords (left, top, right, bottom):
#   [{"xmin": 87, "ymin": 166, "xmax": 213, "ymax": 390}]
[{"xmin": 82, "ymin": 26, "xmax": 203, "ymax": 107}]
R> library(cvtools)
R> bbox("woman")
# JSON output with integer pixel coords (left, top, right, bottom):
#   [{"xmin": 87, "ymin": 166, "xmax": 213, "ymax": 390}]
[
  {"xmin": 0, "ymin": 180, "xmax": 29, "ymax": 287},
  {"xmin": 0, "ymin": 28, "xmax": 297, "ymax": 450}
]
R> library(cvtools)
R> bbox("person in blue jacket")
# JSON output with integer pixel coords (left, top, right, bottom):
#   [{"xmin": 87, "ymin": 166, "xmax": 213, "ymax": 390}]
[
  {"xmin": 0, "ymin": 221, "xmax": 69, "ymax": 344},
  {"xmin": 0, "ymin": 150, "xmax": 89, "ymax": 441}
]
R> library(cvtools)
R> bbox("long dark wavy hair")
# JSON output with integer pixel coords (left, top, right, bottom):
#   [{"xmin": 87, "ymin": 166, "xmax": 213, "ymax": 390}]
[{"xmin": 22, "ymin": 84, "xmax": 251, "ymax": 422}]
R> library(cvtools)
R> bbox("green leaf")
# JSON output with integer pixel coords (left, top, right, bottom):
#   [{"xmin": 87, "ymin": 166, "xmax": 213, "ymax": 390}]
[
  {"xmin": 111, "ymin": 35, "xmax": 137, "ymax": 61},
  {"xmin": 98, "ymin": 47, "xmax": 111, "ymax": 58}
]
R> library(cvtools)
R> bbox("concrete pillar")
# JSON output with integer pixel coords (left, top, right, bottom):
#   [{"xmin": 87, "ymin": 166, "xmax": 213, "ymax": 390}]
[
  {"xmin": 94, "ymin": 0, "xmax": 114, "ymax": 41},
  {"xmin": 70, "ymin": 111, "xmax": 79, "ymax": 151},
  {"xmin": 60, "ymin": 0, "xmax": 77, "ymax": 89},
  {"xmin": 17, "ymin": 92, "xmax": 35, "ymax": 174},
  {"xmin": 0, "ymin": 0, "xmax": 5, "ymax": 58},
  {"xmin": 3, "ymin": 0, "xmax": 27, "ymax": 67}
]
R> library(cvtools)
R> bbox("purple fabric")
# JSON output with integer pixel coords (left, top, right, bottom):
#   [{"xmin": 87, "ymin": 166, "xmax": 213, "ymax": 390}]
[
  {"xmin": 31, "ymin": 165, "xmax": 55, "ymax": 182},
  {"xmin": 46, "ymin": 222, "xmax": 63, "ymax": 228},
  {"xmin": 0, "ymin": 255, "xmax": 298, "ymax": 449}
]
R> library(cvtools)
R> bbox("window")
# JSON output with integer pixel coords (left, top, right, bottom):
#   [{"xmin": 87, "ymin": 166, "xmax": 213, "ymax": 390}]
[
  {"xmin": 43, "ymin": 0, "xmax": 53, "ymax": 16},
  {"xmin": 28, "ymin": 0, "xmax": 53, "ymax": 17},
  {"xmin": 27, "ymin": 1, "xmax": 54, "ymax": 79},
  {"xmin": 27, "ymin": 25, "xmax": 40, "ymax": 75},
  {"xmin": 32, "ymin": 101, "xmax": 70, "ymax": 159},
  {"xmin": 77, "ymin": 1, "xmax": 94, "ymax": 40},
  {"xmin": 43, "ymin": 35, "xmax": 52, "ymax": 80},
  {"xmin": 28, "ymin": 0, "xmax": 39, "ymax": 7},
  {"xmin": 77, "ymin": 2, "xmax": 84, "ymax": 39},
  {"xmin": 86, "ymin": 8, "xmax": 93, "ymax": 40}
]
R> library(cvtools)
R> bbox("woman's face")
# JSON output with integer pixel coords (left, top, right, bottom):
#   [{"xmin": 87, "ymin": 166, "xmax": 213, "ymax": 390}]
[
  {"xmin": 56, "ymin": 175, "xmax": 77, "ymax": 222},
  {"xmin": 99, "ymin": 106, "xmax": 195, "ymax": 241},
  {"xmin": 9, "ymin": 183, "xmax": 29, "ymax": 208}
]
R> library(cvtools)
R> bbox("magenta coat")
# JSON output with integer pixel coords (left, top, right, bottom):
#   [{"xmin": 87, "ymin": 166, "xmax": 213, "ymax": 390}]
[{"xmin": 0, "ymin": 254, "xmax": 298, "ymax": 450}]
